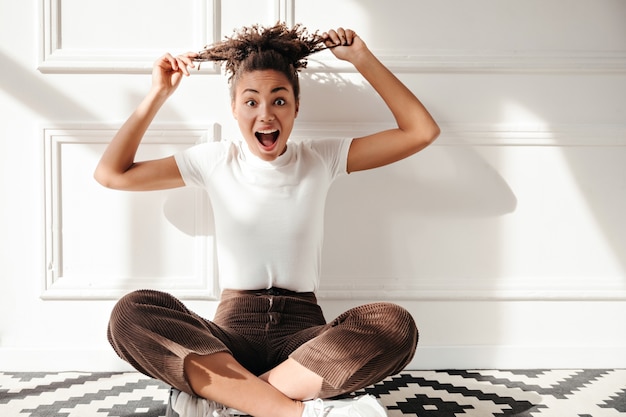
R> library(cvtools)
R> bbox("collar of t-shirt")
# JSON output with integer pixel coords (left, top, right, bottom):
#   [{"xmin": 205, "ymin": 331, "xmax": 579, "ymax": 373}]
[{"xmin": 239, "ymin": 140, "xmax": 295, "ymax": 169}]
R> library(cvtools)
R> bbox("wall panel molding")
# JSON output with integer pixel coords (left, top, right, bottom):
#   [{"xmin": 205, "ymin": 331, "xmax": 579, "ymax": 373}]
[
  {"xmin": 39, "ymin": 0, "xmax": 626, "ymax": 74},
  {"xmin": 38, "ymin": 0, "xmax": 625, "ymax": 74},
  {"xmin": 297, "ymin": 0, "xmax": 626, "ymax": 74},
  {"xmin": 307, "ymin": 50, "xmax": 626, "ymax": 74},
  {"xmin": 316, "ymin": 277, "xmax": 626, "ymax": 301},
  {"xmin": 37, "ymin": 0, "xmax": 297, "ymax": 74},
  {"xmin": 293, "ymin": 122, "xmax": 626, "ymax": 301},
  {"xmin": 42, "ymin": 123, "xmax": 220, "ymax": 300},
  {"xmin": 293, "ymin": 122, "xmax": 626, "ymax": 147},
  {"xmin": 38, "ymin": 0, "xmax": 221, "ymax": 74},
  {"xmin": 275, "ymin": 0, "xmax": 296, "ymax": 27}
]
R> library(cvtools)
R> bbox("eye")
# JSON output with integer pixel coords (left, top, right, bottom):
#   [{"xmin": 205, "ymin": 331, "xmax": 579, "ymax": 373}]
[
  {"xmin": 245, "ymin": 99, "xmax": 257, "ymax": 107},
  {"xmin": 274, "ymin": 98, "xmax": 286, "ymax": 106}
]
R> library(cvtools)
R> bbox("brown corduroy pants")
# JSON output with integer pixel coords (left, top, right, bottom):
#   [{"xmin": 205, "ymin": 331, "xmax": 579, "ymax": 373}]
[{"xmin": 107, "ymin": 288, "xmax": 418, "ymax": 398}]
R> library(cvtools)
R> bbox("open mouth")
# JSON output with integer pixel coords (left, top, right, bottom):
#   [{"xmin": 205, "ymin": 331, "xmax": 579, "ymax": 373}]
[{"xmin": 255, "ymin": 129, "xmax": 280, "ymax": 149}]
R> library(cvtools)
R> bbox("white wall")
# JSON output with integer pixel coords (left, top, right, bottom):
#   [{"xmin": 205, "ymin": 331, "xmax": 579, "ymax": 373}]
[{"xmin": 1, "ymin": 0, "xmax": 625, "ymax": 371}]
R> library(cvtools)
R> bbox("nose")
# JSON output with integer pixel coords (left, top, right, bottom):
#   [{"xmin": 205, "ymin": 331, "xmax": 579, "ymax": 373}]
[{"xmin": 259, "ymin": 103, "xmax": 275, "ymax": 122}]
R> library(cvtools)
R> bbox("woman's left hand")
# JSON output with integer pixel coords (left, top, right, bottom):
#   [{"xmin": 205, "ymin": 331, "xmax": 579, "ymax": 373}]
[{"xmin": 323, "ymin": 28, "xmax": 367, "ymax": 62}]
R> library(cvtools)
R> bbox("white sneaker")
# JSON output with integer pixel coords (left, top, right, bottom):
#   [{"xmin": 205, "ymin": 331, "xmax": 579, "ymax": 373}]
[
  {"xmin": 167, "ymin": 388, "xmax": 246, "ymax": 417},
  {"xmin": 302, "ymin": 395, "xmax": 387, "ymax": 417}
]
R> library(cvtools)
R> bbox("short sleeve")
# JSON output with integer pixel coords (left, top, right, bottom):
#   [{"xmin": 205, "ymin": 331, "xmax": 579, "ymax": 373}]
[
  {"xmin": 174, "ymin": 141, "xmax": 229, "ymax": 187},
  {"xmin": 306, "ymin": 137, "xmax": 353, "ymax": 179}
]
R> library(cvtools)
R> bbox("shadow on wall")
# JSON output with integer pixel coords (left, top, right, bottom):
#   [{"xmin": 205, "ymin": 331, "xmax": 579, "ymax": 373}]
[
  {"xmin": 350, "ymin": 146, "xmax": 518, "ymax": 218},
  {"xmin": 300, "ymin": 61, "xmax": 514, "ymax": 214},
  {"xmin": 299, "ymin": 64, "xmax": 391, "ymax": 123},
  {"xmin": 163, "ymin": 187, "xmax": 214, "ymax": 237},
  {"xmin": 301, "ymin": 66, "xmax": 518, "ymax": 288},
  {"xmin": 0, "ymin": 50, "xmax": 96, "ymax": 120},
  {"xmin": 322, "ymin": 144, "xmax": 518, "ymax": 287}
]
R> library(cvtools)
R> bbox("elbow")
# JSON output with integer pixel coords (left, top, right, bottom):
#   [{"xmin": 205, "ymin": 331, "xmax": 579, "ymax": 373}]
[
  {"xmin": 93, "ymin": 165, "xmax": 105, "ymax": 186},
  {"xmin": 93, "ymin": 170, "xmax": 111, "ymax": 189},
  {"xmin": 411, "ymin": 123, "xmax": 440, "ymax": 152},
  {"xmin": 423, "ymin": 123, "xmax": 441, "ymax": 146},
  {"xmin": 93, "ymin": 165, "xmax": 118, "ymax": 190}
]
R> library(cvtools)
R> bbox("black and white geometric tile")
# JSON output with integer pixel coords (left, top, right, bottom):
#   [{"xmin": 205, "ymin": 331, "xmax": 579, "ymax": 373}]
[
  {"xmin": 355, "ymin": 370, "xmax": 626, "ymax": 417},
  {"xmin": 1, "ymin": 369, "xmax": 625, "ymax": 416},
  {"xmin": 0, "ymin": 372, "xmax": 169, "ymax": 417}
]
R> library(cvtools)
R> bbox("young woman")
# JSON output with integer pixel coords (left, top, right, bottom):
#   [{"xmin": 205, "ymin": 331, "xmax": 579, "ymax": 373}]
[{"xmin": 96, "ymin": 23, "xmax": 439, "ymax": 417}]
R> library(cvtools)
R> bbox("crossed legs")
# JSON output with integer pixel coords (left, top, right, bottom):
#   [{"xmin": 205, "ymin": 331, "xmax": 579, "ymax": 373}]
[
  {"xmin": 184, "ymin": 352, "xmax": 314, "ymax": 417},
  {"xmin": 108, "ymin": 290, "xmax": 418, "ymax": 417}
]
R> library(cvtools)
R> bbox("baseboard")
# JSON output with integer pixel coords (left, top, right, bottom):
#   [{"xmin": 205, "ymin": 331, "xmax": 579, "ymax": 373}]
[
  {"xmin": 409, "ymin": 345, "xmax": 626, "ymax": 370},
  {"xmin": 1, "ymin": 345, "xmax": 624, "ymax": 372},
  {"xmin": 0, "ymin": 347, "xmax": 134, "ymax": 372}
]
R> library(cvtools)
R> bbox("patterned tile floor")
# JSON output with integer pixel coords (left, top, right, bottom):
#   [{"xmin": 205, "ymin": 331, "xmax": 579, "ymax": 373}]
[{"xmin": 0, "ymin": 370, "xmax": 625, "ymax": 416}]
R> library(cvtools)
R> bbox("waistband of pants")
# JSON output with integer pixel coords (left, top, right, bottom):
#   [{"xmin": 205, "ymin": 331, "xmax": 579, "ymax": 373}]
[{"xmin": 220, "ymin": 287, "xmax": 316, "ymax": 301}]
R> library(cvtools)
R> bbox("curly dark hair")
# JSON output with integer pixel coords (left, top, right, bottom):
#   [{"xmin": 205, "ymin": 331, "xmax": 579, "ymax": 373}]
[{"xmin": 195, "ymin": 22, "xmax": 327, "ymax": 100}]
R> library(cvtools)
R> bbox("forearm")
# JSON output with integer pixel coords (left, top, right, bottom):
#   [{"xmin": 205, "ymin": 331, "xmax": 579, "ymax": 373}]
[
  {"xmin": 94, "ymin": 89, "xmax": 168, "ymax": 186},
  {"xmin": 350, "ymin": 48, "xmax": 439, "ymax": 141}
]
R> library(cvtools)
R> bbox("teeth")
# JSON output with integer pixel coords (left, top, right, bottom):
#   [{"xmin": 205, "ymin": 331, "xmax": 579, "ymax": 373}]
[{"xmin": 257, "ymin": 129, "xmax": 278, "ymax": 134}]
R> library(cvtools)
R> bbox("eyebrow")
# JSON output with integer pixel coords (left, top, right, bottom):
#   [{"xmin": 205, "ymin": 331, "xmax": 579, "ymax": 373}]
[{"xmin": 242, "ymin": 86, "xmax": 289, "ymax": 94}]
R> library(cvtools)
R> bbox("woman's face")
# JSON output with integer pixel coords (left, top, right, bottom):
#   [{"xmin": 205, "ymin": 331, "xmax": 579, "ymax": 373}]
[{"xmin": 232, "ymin": 70, "xmax": 299, "ymax": 161}]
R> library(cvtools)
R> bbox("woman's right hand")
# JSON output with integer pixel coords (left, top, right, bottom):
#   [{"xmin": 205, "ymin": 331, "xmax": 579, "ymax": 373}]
[{"xmin": 151, "ymin": 52, "xmax": 198, "ymax": 97}]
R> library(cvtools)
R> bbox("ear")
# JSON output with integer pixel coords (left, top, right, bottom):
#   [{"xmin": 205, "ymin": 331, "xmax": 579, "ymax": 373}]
[
  {"xmin": 231, "ymin": 100, "xmax": 237, "ymax": 120},
  {"xmin": 295, "ymin": 100, "xmax": 300, "ymax": 118}
]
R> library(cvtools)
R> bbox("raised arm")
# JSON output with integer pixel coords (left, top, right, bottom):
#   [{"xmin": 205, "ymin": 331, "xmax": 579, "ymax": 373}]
[
  {"xmin": 94, "ymin": 52, "xmax": 198, "ymax": 191},
  {"xmin": 324, "ymin": 29, "xmax": 440, "ymax": 173}
]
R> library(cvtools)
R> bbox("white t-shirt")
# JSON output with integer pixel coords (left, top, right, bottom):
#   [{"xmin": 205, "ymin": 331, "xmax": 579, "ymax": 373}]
[{"xmin": 174, "ymin": 138, "xmax": 352, "ymax": 292}]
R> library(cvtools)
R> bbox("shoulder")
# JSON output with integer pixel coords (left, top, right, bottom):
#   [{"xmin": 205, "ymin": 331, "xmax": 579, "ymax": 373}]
[
  {"xmin": 295, "ymin": 137, "xmax": 353, "ymax": 176},
  {"xmin": 298, "ymin": 137, "xmax": 352, "ymax": 157},
  {"xmin": 177, "ymin": 139, "xmax": 238, "ymax": 162},
  {"xmin": 174, "ymin": 140, "xmax": 240, "ymax": 185}
]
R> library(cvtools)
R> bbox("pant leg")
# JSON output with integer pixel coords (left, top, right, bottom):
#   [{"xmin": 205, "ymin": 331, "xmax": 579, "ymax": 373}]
[
  {"xmin": 288, "ymin": 302, "xmax": 418, "ymax": 398},
  {"xmin": 107, "ymin": 289, "xmax": 256, "ymax": 394}
]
